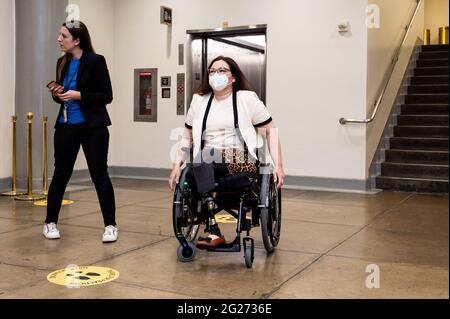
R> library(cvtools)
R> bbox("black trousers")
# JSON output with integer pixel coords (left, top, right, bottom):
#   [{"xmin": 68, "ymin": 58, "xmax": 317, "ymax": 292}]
[
  {"xmin": 192, "ymin": 148, "xmax": 229, "ymax": 194},
  {"xmin": 45, "ymin": 123, "xmax": 116, "ymax": 226}
]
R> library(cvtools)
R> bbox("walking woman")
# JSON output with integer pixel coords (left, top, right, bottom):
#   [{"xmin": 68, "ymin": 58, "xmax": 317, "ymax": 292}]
[{"xmin": 44, "ymin": 21, "xmax": 118, "ymax": 243}]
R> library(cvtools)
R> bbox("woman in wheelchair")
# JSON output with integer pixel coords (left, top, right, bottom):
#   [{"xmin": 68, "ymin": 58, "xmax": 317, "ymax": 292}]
[{"xmin": 169, "ymin": 56, "xmax": 284, "ymax": 265}]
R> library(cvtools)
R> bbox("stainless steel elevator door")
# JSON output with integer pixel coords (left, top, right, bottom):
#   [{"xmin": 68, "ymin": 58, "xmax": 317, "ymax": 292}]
[
  {"xmin": 207, "ymin": 35, "xmax": 266, "ymax": 102},
  {"xmin": 187, "ymin": 27, "xmax": 267, "ymax": 109}
]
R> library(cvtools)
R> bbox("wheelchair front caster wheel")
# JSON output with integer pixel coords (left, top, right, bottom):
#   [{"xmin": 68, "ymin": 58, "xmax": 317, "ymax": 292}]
[
  {"xmin": 244, "ymin": 247, "xmax": 252, "ymax": 268},
  {"xmin": 177, "ymin": 242, "xmax": 196, "ymax": 262},
  {"xmin": 243, "ymin": 237, "xmax": 255, "ymax": 268}
]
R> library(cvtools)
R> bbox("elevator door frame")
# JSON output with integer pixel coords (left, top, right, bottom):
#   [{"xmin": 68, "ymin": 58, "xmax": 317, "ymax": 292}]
[{"xmin": 186, "ymin": 24, "xmax": 267, "ymax": 109}]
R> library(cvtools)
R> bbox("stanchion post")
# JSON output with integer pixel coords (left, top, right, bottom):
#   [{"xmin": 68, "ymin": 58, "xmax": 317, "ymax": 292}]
[
  {"xmin": 1, "ymin": 116, "xmax": 25, "ymax": 197},
  {"xmin": 423, "ymin": 29, "xmax": 430, "ymax": 45},
  {"xmin": 42, "ymin": 116, "xmax": 48, "ymax": 196},
  {"xmin": 438, "ymin": 26, "xmax": 449, "ymax": 45},
  {"xmin": 15, "ymin": 113, "xmax": 45, "ymax": 201}
]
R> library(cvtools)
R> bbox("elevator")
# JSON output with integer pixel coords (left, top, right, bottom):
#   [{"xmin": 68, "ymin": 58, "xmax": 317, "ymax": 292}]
[{"xmin": 186, "ymin": 25, "xmax": 267, "ymax": 109}]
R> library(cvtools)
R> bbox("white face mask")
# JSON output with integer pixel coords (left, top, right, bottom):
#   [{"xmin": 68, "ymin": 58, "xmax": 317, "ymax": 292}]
[{"xmin": 209, "ymin": 73, "xmax": 229, "ymax": 92}]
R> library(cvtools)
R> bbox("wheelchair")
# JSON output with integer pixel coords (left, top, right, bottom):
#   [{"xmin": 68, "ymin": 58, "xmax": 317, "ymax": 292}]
[{"xmin": 172, "ymin": 162, "xmax": 282, "ymax": 268}]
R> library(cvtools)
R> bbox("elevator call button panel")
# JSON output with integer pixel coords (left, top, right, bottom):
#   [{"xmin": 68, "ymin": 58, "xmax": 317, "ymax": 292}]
[{"xmin": 177, "ymin": 73, "xmax": 185, "ymax": 116}]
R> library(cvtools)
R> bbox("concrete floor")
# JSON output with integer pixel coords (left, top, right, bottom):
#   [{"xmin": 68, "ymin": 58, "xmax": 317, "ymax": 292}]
[{"xmin": 0, "ymin": 178, "xmax": 448, "ymax": 299}]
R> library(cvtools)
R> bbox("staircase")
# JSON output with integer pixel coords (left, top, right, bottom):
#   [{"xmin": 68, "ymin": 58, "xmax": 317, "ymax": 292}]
[{"xmin": 376, "ymin": 44, "xmax": 449, "ymax": 193}]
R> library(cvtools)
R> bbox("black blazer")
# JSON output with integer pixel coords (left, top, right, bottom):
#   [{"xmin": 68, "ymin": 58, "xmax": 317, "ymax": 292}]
[{"xmin": 52, "ymin": 51, "xmax": 113, "ymax": 128}]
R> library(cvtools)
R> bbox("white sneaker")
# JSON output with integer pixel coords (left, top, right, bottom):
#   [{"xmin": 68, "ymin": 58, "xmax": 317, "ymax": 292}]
[
  {"xmin": 43, "ymin": 222, "xmax": 61, "ymax": 239},
  {"xmin": 102, "ymin": 225, "xmax": 118, "ymax": 243}
]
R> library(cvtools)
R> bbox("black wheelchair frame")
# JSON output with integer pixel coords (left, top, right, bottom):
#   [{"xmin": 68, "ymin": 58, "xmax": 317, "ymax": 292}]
[{"xmin": 172, "ymin": 164, "xmax": 282, "ymax": 268}]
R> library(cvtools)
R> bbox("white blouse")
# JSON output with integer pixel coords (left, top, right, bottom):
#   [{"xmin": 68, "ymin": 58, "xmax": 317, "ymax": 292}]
[
  {"xmin": 203, "ymin": 95, "xmax": 244, "ymax": 149},
  {"xmin": 185, "ymin": 90, "xmax": 273, "ymax": 163}
]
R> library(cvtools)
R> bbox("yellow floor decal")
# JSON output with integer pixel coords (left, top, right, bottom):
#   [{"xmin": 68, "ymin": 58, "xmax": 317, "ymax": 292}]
[
  {"xmin": 47, "ymin": 265, "xmax": 119, "ymax": 287},
  {"xmin": 215, "ymin": 214, "xmax": 237, "ymax": 224},
  {"xmin": 34, "ymin": 200, "xmax": 74, "ymax": 206}
]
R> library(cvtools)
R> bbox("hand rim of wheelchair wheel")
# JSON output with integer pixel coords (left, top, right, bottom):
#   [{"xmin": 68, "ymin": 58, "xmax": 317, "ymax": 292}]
[
  {"xmin": 173, "ymin": 185, "xmax": 200, "ymax": 243},
  {"xmin": 269, "ymin": 181, "xmax": 281, "ymax": 247},
  {"xmin": 181, "ymin": 224, "xmax": 200, "ymax": 242},
  {"xmin": 260, "ymin": 174, "xmax": 282, "ymax": 253}
]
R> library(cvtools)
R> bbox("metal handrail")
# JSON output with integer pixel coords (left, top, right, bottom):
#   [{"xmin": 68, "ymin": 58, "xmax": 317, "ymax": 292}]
[{"xmin": 340, "ymin": 0, "xmax": 422, "ymax": 125}]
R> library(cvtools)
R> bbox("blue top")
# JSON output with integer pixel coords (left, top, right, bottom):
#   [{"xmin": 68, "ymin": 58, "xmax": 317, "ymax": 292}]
[{"xmin": 58, "ymin": 59, "xmax": 86, "ymax": 124}]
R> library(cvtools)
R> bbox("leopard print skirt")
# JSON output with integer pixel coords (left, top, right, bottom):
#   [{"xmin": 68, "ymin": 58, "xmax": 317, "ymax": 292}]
[{"xmin": 221, "ymin": 148, "xmax": 258, "ymax": 175}]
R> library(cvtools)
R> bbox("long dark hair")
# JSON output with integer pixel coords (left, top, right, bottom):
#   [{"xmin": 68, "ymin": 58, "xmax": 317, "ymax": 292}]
[
  {"xmin": 57, "ymin": 20, "xmax": 95, "ymax": 80},
  {"xmin": 194, "ymin": 56, "xmax": 255, "ymax": 95}
]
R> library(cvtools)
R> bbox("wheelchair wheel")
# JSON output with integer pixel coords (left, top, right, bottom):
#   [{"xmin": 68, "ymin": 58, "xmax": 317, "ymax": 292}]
[
  {"xmin": 173, "ymin": 183, "xmax": 200, "ymax": 243},
  {"xmin": 243, "ymin": 237, "xmax": 255, "ymax": 268},
  {"xmin": 244, "ymin": 246, "xmax": 253, "ymax": 268},
  {"xmin": 260, "ymin": 174, "xmax": 282, "ymax": 254},
  {"xmin": 177, "ymin": 242, "xmax": 196, "ymax": 262}
]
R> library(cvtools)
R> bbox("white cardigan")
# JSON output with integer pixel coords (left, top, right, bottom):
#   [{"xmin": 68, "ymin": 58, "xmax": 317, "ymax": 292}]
[{"xmin": 186, "ymin": 90, "xmax": 274, "ymax": 165}]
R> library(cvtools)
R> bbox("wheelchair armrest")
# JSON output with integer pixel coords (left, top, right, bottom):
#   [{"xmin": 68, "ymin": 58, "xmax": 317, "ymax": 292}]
[
  {"xmin": 181, "ymin": 147, "xmax": 193, "ymax": 157},
  {"xmin": 181, "ymin": 147, "xmax": 194, "ymax": 163}
]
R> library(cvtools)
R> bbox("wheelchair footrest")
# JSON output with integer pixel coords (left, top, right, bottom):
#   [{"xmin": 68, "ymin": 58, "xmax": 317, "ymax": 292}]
[{"xmin": 207, "ymin": 236, "xmax": 241, "ymax": 252}]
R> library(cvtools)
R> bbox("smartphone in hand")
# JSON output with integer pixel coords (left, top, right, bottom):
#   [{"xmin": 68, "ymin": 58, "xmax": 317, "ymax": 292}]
[
  {"xmin": 46, "ymin": 81, "xmax": 58, "ymax": 89},
  {"xmin": 47, "ymin": 81, "xmax": 64, "ymax": 95}
]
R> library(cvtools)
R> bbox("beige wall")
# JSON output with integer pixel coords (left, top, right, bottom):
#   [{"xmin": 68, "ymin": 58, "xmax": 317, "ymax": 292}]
[
  {"xmin": 0, "ymin": 0, "xmax": 15, "ymax": 179},
  {"xmin": 1, "ymin": 0, "xmax": 438, "ymax": 191},
  {"xmin": 45, "ymin": 0, "xmax": 429, "ymax": 189},
  {"xmin": 425, "ymin": 0, "xmax": 449, "ymax": 44},
  {"xmin": 3, "ymin": 0, "xmax": 430, "ymax": 189},
  {"xmin": 365, "ymin": 0, "xmax": 425, "ymax": 174}
]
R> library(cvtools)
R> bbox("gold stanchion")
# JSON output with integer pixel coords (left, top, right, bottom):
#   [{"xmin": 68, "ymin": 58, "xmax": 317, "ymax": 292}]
[
  {"xmin": 15, "ymin": 113, "xmax": 46, "ymax": 201},
  {"xmin": 438, "ymin": 26, "xmax": 449, "ymax": 45},
  {"xmin": 2, "ymin": 116, "xmax": 25, "ymax": 196},
  {"xmin": 423, "ymin": 29, "xmax": 431, "ymax": 45},
  {"xmin": 34, "ymin": 116, "xmax": 52, "ymax": 206},
  {"xmin": 34, "ymin": 115, "xmax": 75, "ymax": 207},
  {"xmin": 42, "ymin": 116, "xmax": 48, "ymax": 196}
]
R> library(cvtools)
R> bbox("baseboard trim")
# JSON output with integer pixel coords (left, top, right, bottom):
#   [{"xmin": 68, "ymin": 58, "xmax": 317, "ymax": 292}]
[
  {"xmin": 2, "ymin": 167, "xmax": 378, "ymax": 194},
  {"xmin": 70, "ymin": 169, "xmax": 93, "ymax": 182},
  {"xmin": 283, "ymin": 175, "xmax": 378, "ymax": 194},
  {"xmin": 0, "ymin": 177, "xmax": 11, "ymax": 192},
  {"xmin": 111, "ymin": 166, "xmax": 171, "ymax": 180},
  {"xmin": 65, "ymin": 166, "xmax": 376, "ymax": 194}
]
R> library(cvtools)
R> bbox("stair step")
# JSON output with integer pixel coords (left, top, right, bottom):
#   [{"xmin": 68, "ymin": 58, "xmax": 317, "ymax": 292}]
[
  {"xmin": 381, "ymin": 162, "xmax": 448, "ymax": 179},
  {"xmin": 419, "ymin": 51, "xmax": 449, "ymax": 60},
  {"xmin": 408, "ymin": 84, "xmax": 449, "ymax": 94},
  {"xmin": 421, "ymin": 45, "xmax": 449, "ymax": 52},
  {"xmin": 410, "ymin": 75, "xmax": 449, "ymax": 85},
  {"xmin": 375, "ymin": 44, "xmax": 450, "ymax": 194},
  {"xmin": 376, "ymin": 176, "xmax": 448, "ymax": 193},
  {"xmin": 417, "ymin": 59, "xmax": 449, "ymax": 67},
  {"xmin": 385, "ymin": 149, "xmax": 449, "ymax": 165},
  {"xmin": 397, "ymin": 115, "xmax": 449, "ymax": 126},
  {"xmin": 390, "ymin": 137, "xmax": 449, "ymax": 151},
  {"xmin": 405, "ymin": 94, "xmax": 449, "ymax": 104},
  {"xmin": 394, "ymin": 126, "xmax": 449, "ymax": 138},
  {"xmin": 401, "ymin": 104, "xmax": 449, "ymax": 115},
  {"xmin": 414, "ymin": 67, "xmax": 449, "ymax": 76}
]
